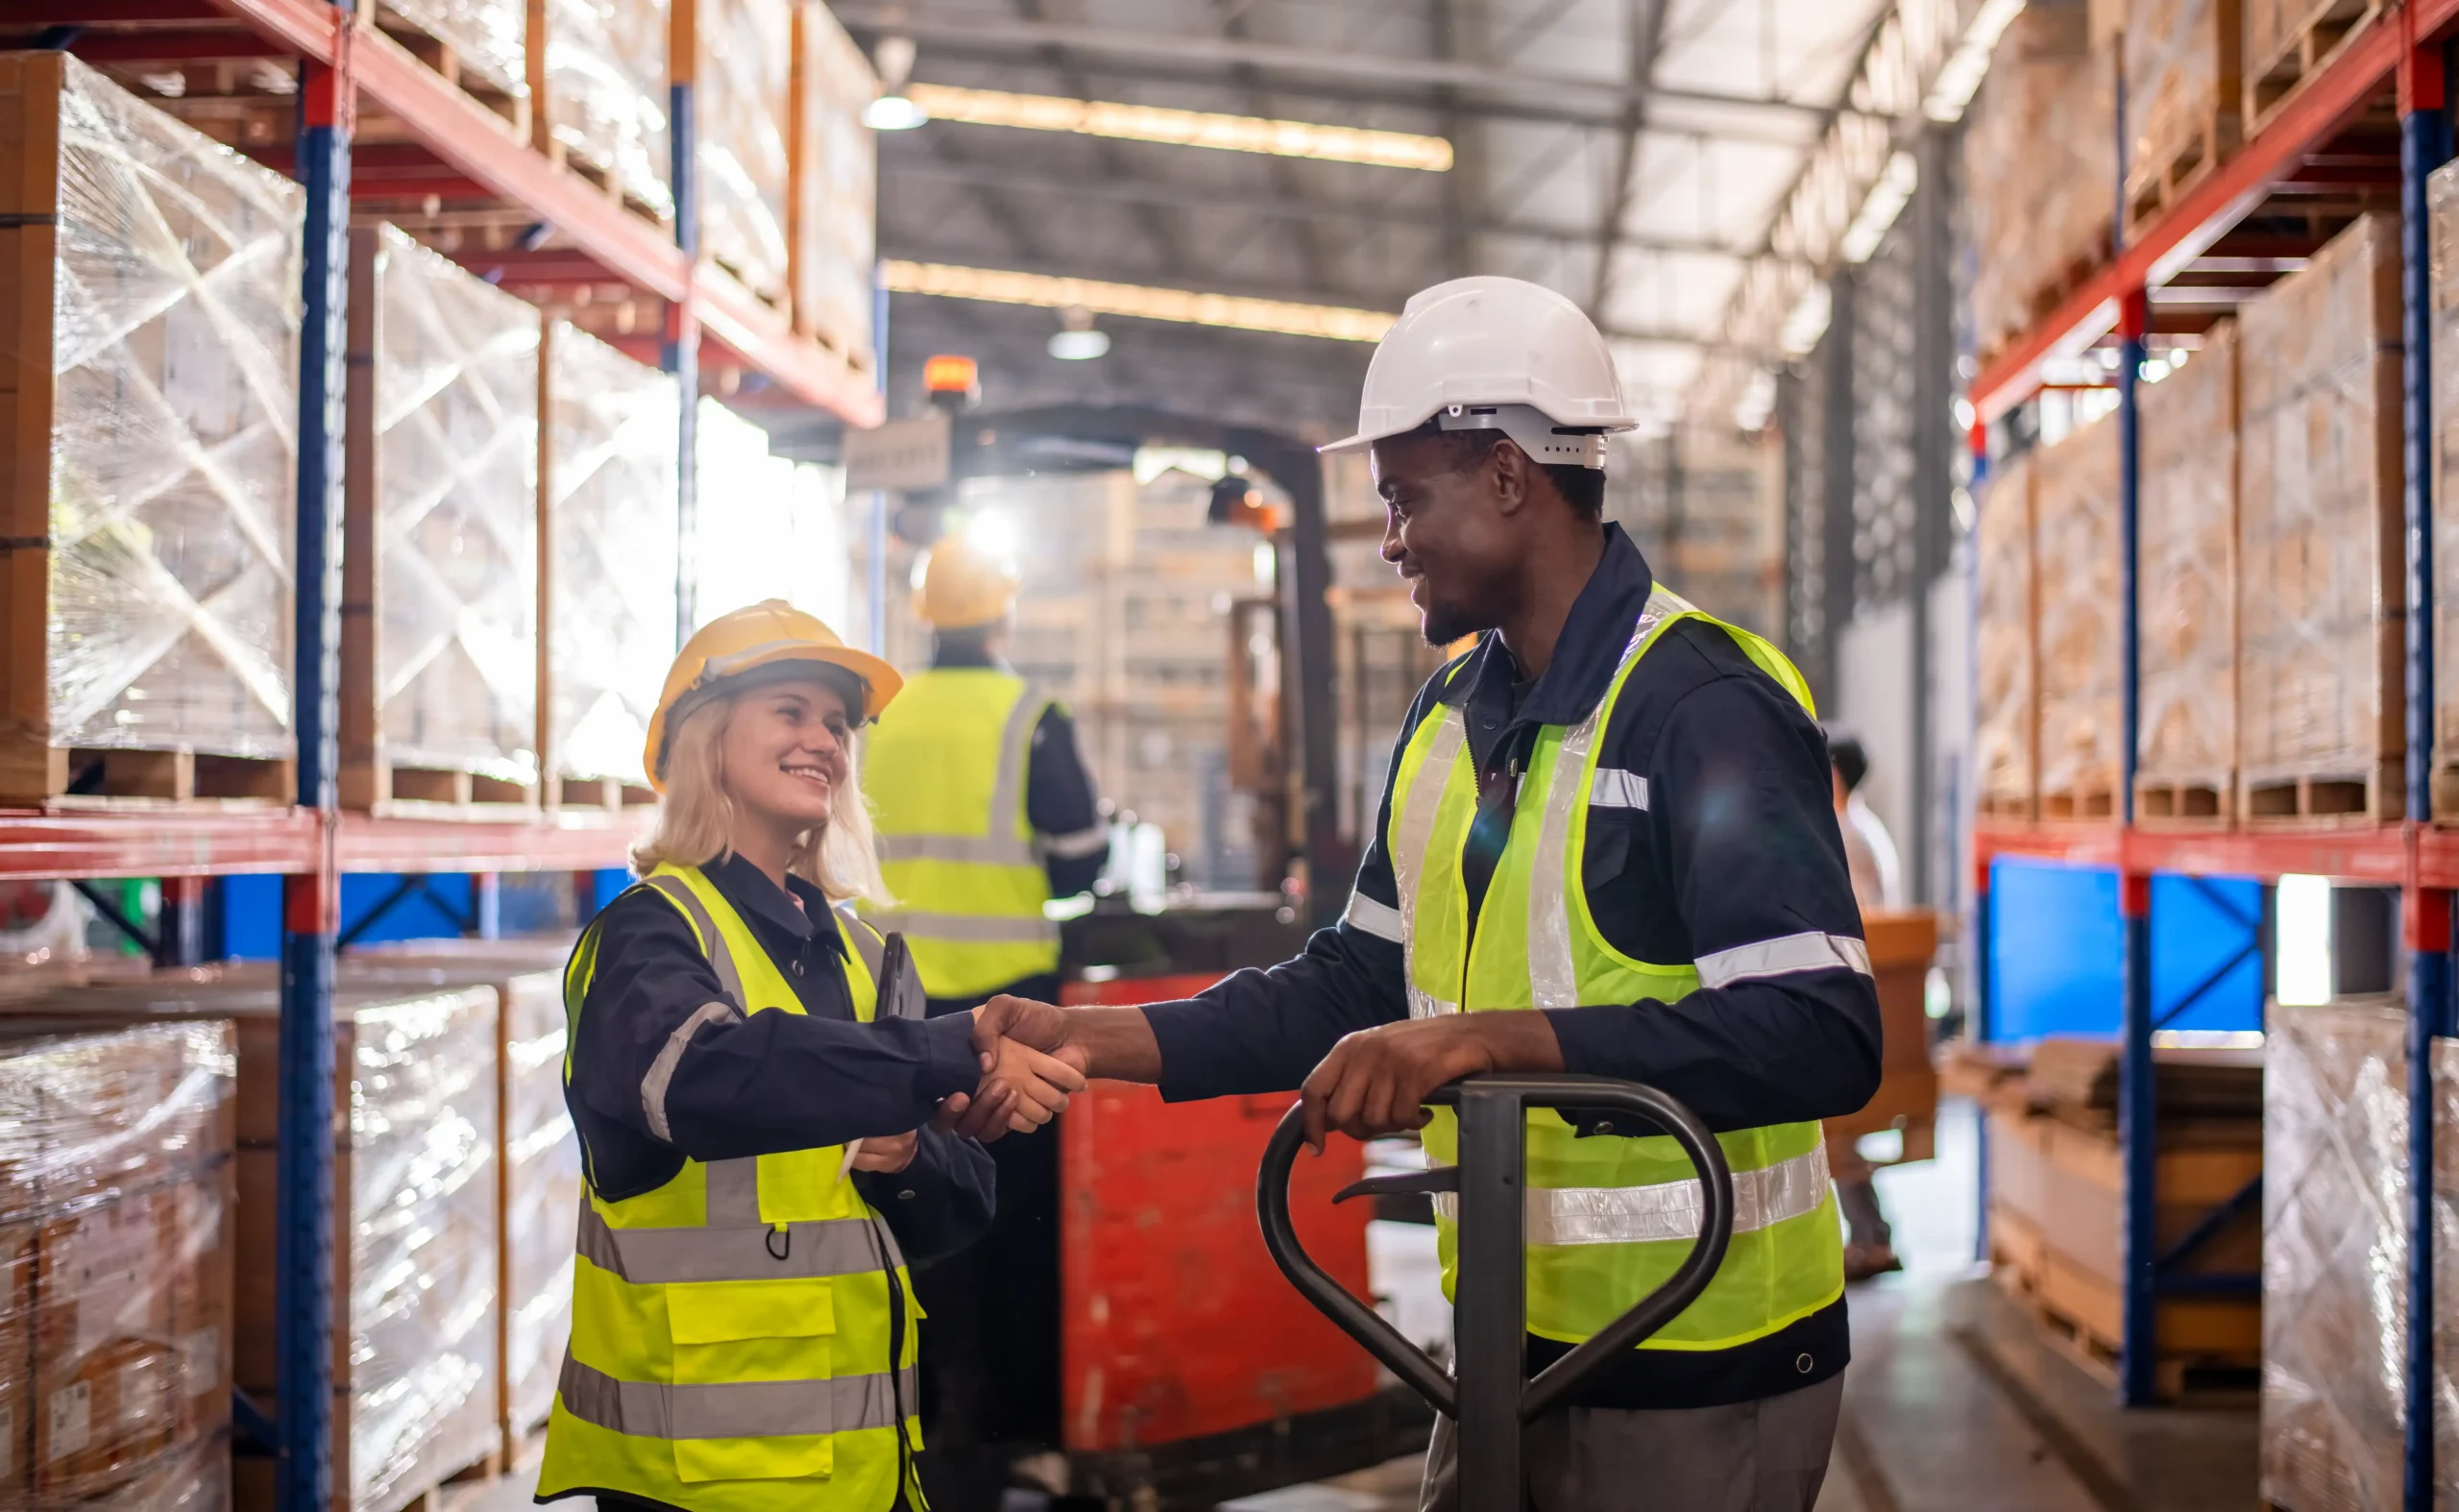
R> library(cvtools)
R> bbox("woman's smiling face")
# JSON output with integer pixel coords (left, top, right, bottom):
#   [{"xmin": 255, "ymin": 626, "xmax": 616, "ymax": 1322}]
[{"xmin": 719, "ymin": 675, "xmax": 854, "ymax": 835}]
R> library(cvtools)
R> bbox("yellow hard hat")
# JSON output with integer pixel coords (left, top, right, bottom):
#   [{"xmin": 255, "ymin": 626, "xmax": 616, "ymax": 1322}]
[
  {"xmin": 643, "ymin": 600, "xmax": 903, "ymax": 792},
  {"xmin": 914, "ymin": 533, "xmax": 1021, "ymax": 629}
]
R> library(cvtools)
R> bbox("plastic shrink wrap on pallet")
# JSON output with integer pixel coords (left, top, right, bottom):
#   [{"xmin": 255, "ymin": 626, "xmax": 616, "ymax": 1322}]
[
  {"xmin": 379, "ymin": 0, "xmax": 526, "ymax": 97},
  {"xmin": 546, "ymin": 323, "xmax": 678, "ymax": 786},
  {"xmin": 1976, "ymin": 451, "xmax": 2037, "ymax": 818},
  {"xmin": 2136, "ymin": 324, "xmax": 2240, "ymax": 817},
  {"xmin": 540, "ymin": 0, "xmax": 672, "ymax": 217},
  {"xmin": 2033, "ymin": 413, "xmax": 2121, "ymax": 819},
  {"xmin": 501, "ymin": 966, "xmax": 576, "ymax": 1441},
  {"xmin": 698, "ymin": 0, "xmax": 792, "ymax": 304},
  {"xmin": 2119, "ymin": 0, "xmax": 2240, "ymax": 226},
  {"xmin": 2426, "ymin": 163, "xmax": 2459, "ymax": 812},
  {"xmin": 1964, "ymin": 0, "xmax": 2111, "ymax": 359},
  {"xmin": 0, "ymin": 1021, "xmax": 235, "ymax": 1509},
  {"xmin": 2261, "ymin": 996, "xmax": 2459, "ymax": 1512},
  {"xmin": 27, "ymin": 54, "xmax": 302, "ymax": 768},
  {"xmin": 357, "ymin": 224, "xmax": 542, "ymax": 789},
  {"xmin": 2234, "ymin": 212, "xmax": 2403, "ymax": 818},
  {"xmin": 794, "ymin": 5, "xmax": 877, "ymax": 363}
]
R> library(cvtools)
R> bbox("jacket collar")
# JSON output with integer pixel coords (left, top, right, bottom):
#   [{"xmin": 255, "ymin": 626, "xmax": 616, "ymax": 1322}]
[
  {"xmin": 701, "ymin": 850, "xmax": 848, "ymax": 958},
  {"xmin": 1437, "ymin": 522, "xmax": 1656, "ymax": 733}
]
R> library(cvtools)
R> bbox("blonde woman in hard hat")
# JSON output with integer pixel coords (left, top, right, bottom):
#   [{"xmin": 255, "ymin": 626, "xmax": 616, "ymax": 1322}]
[
  {"xmin": 537, "ymin": 600, "xmax": 1089, "ymax": 1512},
  {"xmin": 858, "ymin": 532, "xmax": 1108, "ymax": 1488}
]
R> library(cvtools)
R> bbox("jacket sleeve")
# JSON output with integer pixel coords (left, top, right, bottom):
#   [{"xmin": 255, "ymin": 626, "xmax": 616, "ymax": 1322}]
[
  {"xmin": 571, "ymin": 890, "xmax": 985, "ymax": 1169},
  {"xmin": 1539, "ymin": 670, "xmax": 1886, "ymax": 1133},
  {"xmin": 1026, "ymin": 705, "xmax": 1108, "ymax": 896},
  {"xmin": 1140, "ymin": 677, "xmax": 1434, "ymax": 1101},
  {"xmin": 854, "ymin": 1126, "xmax": 997, "ymax": 1268}
]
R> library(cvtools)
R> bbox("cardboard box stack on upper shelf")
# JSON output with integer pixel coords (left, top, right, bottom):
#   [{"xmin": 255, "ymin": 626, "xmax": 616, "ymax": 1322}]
[
  {"xmin": 1977, "ymin": 451, "xmax": 2040, "ymax": 820},
  {"xmin": 372, "ymin": 0, "xmax": 530, "ymax": 131},
  {"xmin": 2033, "ymin": 413, "xmax": 2123, "ymax": 821},
  {"xmin": 0, "ymin": 52, "xmax": 304, "ymax": 810},
  {"xmin": 2113, "ymin": 0, "xmax": 2244, "ymax": 233},
  {"xmin": 2234, "ymin": 212, "xmax": 2404, "ymax": 825},
  {"xmin": 791, "ymin": 3, "xmax": 879, "ymax": 363},
  {"xmin": 345, "ymin": 224, "xmax": 545, "ymax": 815},
  {"xmin": 2424, "ymin": 161, "xmax": 2459, "ymax": 819},
  {"xmin": 696, "ymin": 0, "xmax": 794, "ymax": 308},
  {"xmin": 2137, "ymin": 322, "xmax": 2242, "ymax": 825},
  {"xmin": 530, "ymin": 0, "xmax": 674, "ymax": 221},
  {"xmin": 1965, "ymin": 0, "xmax": 2113, "ymax": 362}
]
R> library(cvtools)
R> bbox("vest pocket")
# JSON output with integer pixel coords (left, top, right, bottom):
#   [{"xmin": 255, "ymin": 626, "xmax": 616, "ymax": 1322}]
[
  {"xmin": 666, "ymin": 1278, "xmax": 838, "ymax": 1346},
  {"xmin": 675, "ymin": 1433, "xmax": 835, "ymax": 1483},
  {"xmin": 666, "ymin": 1280, "xmax": 841, "ymax": 1483}
]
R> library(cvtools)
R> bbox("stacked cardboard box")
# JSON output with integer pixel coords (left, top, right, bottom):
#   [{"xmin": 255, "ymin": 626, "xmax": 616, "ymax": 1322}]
[
  {"xmin": 1977, "ymin": 451, "xmax": 2039, "ymax": 818},
  {"xmin": 2137, "ymin": 325, "xmax": 2242, "ymax": 822},
  {"xmin": 791, "ymin": 4, "xmax": 878, "ymax": 359},
  {"xmin": 2033, "ymin": 414, "xmax": 2123, "ymax": 819},
  {"xmin": 1965, "ymin": 0, "xmax": 2114, "ymax": 359},
  {"xmin": 2115, "ymin": 0, "xmax": 2243, "ymax": 232},
  {"xmin": 2235, "ymin": 212, "xmax": 2404, "ymax": 823},
  {"xmin": 697, "ymin": 0, "xmax": 793, "ymax": 305},
  {"xmin": 0, "ymin": 1020, "xmax": 235, "ymax": 1508},
  {"xmin": 2426, "ymin": 161, "xmax": 2459, "ymax": 818},
  {"xmin": 531, "ymin": 0, "xmax": 672, "ymax": 219}
]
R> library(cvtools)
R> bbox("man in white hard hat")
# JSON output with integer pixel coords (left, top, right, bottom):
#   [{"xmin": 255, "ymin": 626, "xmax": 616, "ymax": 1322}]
[{"xmin": 978, "ymin": 277, "xmax": 1881, "ymax": 1510}]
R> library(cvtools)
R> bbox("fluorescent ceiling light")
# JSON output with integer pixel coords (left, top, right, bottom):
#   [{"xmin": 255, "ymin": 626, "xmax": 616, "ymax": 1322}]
[
  {"xmin": 864, "ymin": 94, "xmax": 929, "ymax": 130},
  {"xmin": 1048, "ymin": 328, "xmax": 1112, "ymax": 360},
  {"xmin": 1838, "ymin": 150, "xmax": 1917, "ymax": 264},
  {"xmin": 881, "ymin": 261, "xmax": 1397, "ymax": 342},
  {"xmin": 1780, "ymin": 282, "xmax": 1833, "ymax": 356},
  {"xmin": 903, "ymin": 83, "xmax": 1453, "ymax": 170},
  {"xmin": 1924, "ymin": 0, "xmax": 2028, "ymax": 122}
]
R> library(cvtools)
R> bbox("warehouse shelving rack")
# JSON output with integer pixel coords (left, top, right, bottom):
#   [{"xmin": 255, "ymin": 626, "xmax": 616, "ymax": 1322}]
[
  {"xmin": 1966, "ymin": 3, "xmax": 2459, "ymax": 1502},
  {"xmin": 0, "ymin": 0, "xmax": 887, "ymax": 1502}
]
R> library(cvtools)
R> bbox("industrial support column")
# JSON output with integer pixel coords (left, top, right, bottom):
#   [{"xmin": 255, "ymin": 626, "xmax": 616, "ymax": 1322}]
[
  {"xmin": 279, "ymin": 48, "xmax": 350, "ymax": 1512},
  {"xmin": 2114, "ymin": 285, "xmax": 2158, "ymax": 1408},
  {"xmin": 1909, "ymin": 125, "xmax": 1954, "ymax": 906},
  {"xmin": 2399, "ymin": 28, "xmax": 2451, "ymax": 1510},
  {"xmin": 666, "ymin": 13, "xmax": 699, "ymax": 646}
]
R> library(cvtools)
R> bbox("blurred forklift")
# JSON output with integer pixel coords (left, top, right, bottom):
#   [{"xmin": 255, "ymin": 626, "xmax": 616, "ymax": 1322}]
[{"xmin": 846, "ymin": 362, "xmax": 1430, "ymax": 1509}]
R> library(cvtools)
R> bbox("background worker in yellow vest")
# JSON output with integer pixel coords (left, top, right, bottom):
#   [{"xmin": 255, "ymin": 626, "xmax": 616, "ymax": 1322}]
[
  {"xmin": 975, "ymin": 280, "xmax": 1886, "ymax": 1512},
  {"xmin": 538, "ymin": 600, "xmax": 1088, "ymax": 1512},
  {"xmin": 859, "ymin": 537, "xmax": 1109, "ymax": 1499}
]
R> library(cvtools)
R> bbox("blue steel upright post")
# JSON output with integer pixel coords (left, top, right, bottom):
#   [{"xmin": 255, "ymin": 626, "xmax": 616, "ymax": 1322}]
[
  {"xmin": 666, "ymin": 26, "xmax": 698, "ymax": 646},
  {"xmin": 280, "ymin": 47, "xmax": 350, "ymax": 1512},
  {"xmin": 2114, "ymin": 283, "xmax": 2157, "ymax": 1408},
  {"xmin": 2399, "ymin": 28, "xmax": 2451, "ymax": 1512}
]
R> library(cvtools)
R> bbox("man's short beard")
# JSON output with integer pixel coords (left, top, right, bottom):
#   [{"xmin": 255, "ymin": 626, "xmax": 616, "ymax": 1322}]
[{"xmin": 1421, "ymin": 601, "xmax": 1487, "ymax": 648}]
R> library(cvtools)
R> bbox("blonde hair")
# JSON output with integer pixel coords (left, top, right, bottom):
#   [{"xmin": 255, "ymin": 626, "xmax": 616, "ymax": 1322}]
[{"xmin": 631, "ymin": 693, "xmax": 892, "ymax": 905}]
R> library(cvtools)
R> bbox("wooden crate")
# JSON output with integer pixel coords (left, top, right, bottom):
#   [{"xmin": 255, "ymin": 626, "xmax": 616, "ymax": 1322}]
[
  {"xmin": 2242, "ymin": 0, "xmax": 2389, "ymax": 135},
  {"xmin": 2235, "ymin": 213, "xmax": 2404, "ymax": 826},
  {"xmin": 1966, "ymin": 2, "xmax": 2115, "ymax": 363},
  {"xmin": 0, "ymin": 53, "xmax": 303, "ymax": 810},
  {"xmin": 1977, "ymin": 451, "xmax": 2040, "ymax": 821},
  {"xmin": 537, "ymin": 322, "xmax": 675, "ymax": 811},
  {"xmin": 2138, "ymin": 323, "xmax": 2241, "ymax": 826},
  {"xmin": 2034, "ymin": 413, "xmax": 2124, "ymax": 822},
  {"xmin": 523, "ymin": 0, "xmax": 673, "ymax": 226},
  {"xmin": 344, "ymin": 224, "xmax": 543, "ymax": 816},
  {"xmin": 2120, "ymin": 0, "xmax": 2245, "ymax": 234}
]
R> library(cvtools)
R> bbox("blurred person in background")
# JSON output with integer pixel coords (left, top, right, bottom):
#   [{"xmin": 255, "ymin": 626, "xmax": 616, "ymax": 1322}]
[{"xmin": 1824, "ymin": 724, "xmax": 1903, "ymax": 1281}]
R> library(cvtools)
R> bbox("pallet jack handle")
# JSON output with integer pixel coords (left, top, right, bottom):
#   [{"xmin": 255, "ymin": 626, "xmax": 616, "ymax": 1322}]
[{"xmin": 1255, "ymin": 1075, "xmax": 1736, "ymax": 1508}]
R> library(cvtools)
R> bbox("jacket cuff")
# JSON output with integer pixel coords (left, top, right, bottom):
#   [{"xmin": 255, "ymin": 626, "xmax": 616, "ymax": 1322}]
[
  {"xmin": 1540, "ymin": 1004, "xmax": 1651, "ymax": 1083},
  {"xmin": 1134, "ymin": 1000, "xmax": 1218, "ymax": 1102},
  {"xmin": 919, "ymin": 1012, "xmax": 985, "ymax": 1103}
]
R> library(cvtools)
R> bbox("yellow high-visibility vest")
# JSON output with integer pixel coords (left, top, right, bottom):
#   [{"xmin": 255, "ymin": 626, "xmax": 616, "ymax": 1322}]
[
  {"xmin": 1381, "ymin": 587, "xmax": 1850, "ymax": 1351},
  {"xmin": 538, "ymin": 864, "xmax": 924, "ymax": 1511},
  {"xmin": 862, "ymin": 669, "xmax": 1094, "ymax": 998}
]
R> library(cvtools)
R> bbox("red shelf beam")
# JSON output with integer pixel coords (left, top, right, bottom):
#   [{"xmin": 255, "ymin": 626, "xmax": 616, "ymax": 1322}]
[
  {"xmin": 0, "ymin": 809, "xmax": 638, "ymax": 879},
  {"xmin": 1974, "ymin": 821, "xmax": 2433, "ymax": 887},
  {"xmin": 335, "ymin": 813, "xmax": 642, "ymax": 874}
]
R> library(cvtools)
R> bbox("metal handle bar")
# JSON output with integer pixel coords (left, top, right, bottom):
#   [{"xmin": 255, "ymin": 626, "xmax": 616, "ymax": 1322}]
[{"xmin": 1254, "ymin": 1074, "xmax": 1736, "ymax": 1424}]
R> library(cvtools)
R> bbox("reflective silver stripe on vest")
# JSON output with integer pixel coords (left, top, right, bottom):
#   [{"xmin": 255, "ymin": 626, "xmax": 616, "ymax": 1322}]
[
  {"xmin": 1527, "ymin": 590, "xmax": 1686, "ymax": 1010},
  {"xmin": 1589, "ymin": 768, "xmax": 1648, "ymax": 810},
  {"xmin": 644, "ymin": 874, "xmax": 748, "ymax": 1006},
  {"xmin": 1430, "ymin": 1143, "xmax": 1831, "ymax": 1247},
  {"xmin": 557, "ymin": 1353, "xmax": 917, "ymax": 1440},
  {"xmin": 1391, "ymin": 710, "xmax": 1466, "ymax": 1019},
  {"xmin": 873, "ymin": 689, "xmax": 1045, "ymax": 868},
  {"xmin": 861, "ymin": 910, "xmax": 1058, "ymax": 945},
  {"xmin": 1342, "ymin": 891, "xmax": 1405, "ymax": 944},
  {"xmin": 1038, "ymin": 823, "xmax": 1112, "ymax": 860},
  {"xmin": 838, "ymin": 905, "xmax": 886, "ymax": 988},
  {"xmin": 642, "ymin": 1002, "xmax": 741, "ymax": 1144},
  {"xmin": 575, "ymin": 1199, "xmax": 906, "ymax": 1282},
  {"xmin": 1694, "ymin": 932, "xmax": 1873, "ymax": 988},
  {"xmin": 703, "ymin": 1157, "xmax": 763, "ymax": 1226}
]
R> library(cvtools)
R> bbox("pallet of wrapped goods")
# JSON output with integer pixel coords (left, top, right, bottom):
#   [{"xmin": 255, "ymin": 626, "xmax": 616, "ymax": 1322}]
[
  {"xmin": 692, "ymin": 0, "xmax": 793, "ymax": 308},
  {"xmin": 0, "ymin": 1020, "xmax": 236, "ymax": 1508},
  {"xmin": 2034, "ymin": 414, "xmax": 2123, "ymax": 820},
  {"xmin": 369, "ymin": 0, "xmax": 531, "ymax": 137},
  {"xmin": 17, "ymin": 979, "xmax": 504, "ymax": 1512},
  {"xmin": 2235, "ymin": 212, "xmax": 2404, "ymax": 825},
  {"xmin": 1964, "ymin": 1, "xmax": 2114, "ymax": 361},
  {"xmin": 0, "ymin": 53, "xmax": 303, "ymax": 810},
  {"xmin": 2138, "ymin": 325, "xmax": 2241, "ymax": 824},
  {"xmin": 2119, "ymin": 0, "xmax": 2244, "ymax": 232},
  {"xmin": 2262, "ymin": 995, "xmax": 2459, "ymax": 1510},
  {"xmin": 2243, "ymin": 0, "xmax": 2388, "ymax": 134},
  {"xmin": 2427, "ymin": 163, "xmax": 2459, "ymax": 819},
  {"xmin": 789, "ymin": 2, "xmax": 877, "ymax": 365},
  {"xmin": 1977, "ymin": 451, "xmax": 2039, "ymax": 820},
  {"xmin": 540, "ymin": 321, "xmax": 678, "ymax": 810},
  {"xmin": 345, "ymin": 224, "xmax": 544, "ymax": 815},
  {"xmin": 526, "ymin": 0, "xmax": 673, "ymax": 223}
]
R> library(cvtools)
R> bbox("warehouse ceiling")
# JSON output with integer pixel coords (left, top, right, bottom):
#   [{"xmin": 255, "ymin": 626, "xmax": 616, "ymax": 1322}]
[{"xmin": 834, "ymin": 0, "xmax": 1893, "ymax": 440}]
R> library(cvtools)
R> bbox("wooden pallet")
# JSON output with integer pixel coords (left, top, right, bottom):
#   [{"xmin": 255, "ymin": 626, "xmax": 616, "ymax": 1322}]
[
  {"xmin": 551, "ymin": 773, "xmax": 655, "ymax": 811},
  {"xmin": 1978, "ymin": 793, "xmax": 2039, "ymax": 823},
  {"xmin": 2134, "ymin": 775, "xmax": 2234, "ymax": 827},
  {"xmin": 2239, "ymin": 767, "xmax": 2396, "ymax": 826},
  {"xmin": 2038, "ymin": 786, "xmax": 2117, "ymax": 822},
  {"xmin": 365, "ymin": 1, "xmax": 530, "ymax": 142},
  {"xmin": 343, "ymin": 760, "xmax": 537, "ymax": 814},
  {"xmin": 2125, "ymin": 110, "xmax": 2243, "ymax": 236},
  {"xmin": 1987, "ymin": 1207, "xmax": 2260, "ymax": 1402},
  {"xmin": 542, "ymin": 134, "xmax": 670, "ymax": 229},
  {"xmin": 8, "ymin": 745, "xmax": 293, "ymax": 810},
  {"xmin": 2245, "ymin": 0, "xmax": 2389, "ymax": 137}
]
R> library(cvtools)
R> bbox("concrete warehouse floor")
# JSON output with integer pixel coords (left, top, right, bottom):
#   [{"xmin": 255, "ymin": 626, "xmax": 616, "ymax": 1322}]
[{"xmin": 473, "ymin": 1101, "xmax": 2260, "ymax": 1512}]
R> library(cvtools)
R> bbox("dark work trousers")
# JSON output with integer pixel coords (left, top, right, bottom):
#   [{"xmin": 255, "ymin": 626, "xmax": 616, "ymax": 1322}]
[
  {"xmin": 915, "ymin": 972, "xmax": 1064, "ymax": 1503},
  {"xmin": 1418, "ymin": 1374, "xmax": 1843, "ymax": 1512}
]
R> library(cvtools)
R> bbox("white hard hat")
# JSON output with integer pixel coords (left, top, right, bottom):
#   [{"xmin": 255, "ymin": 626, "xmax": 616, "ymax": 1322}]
[{"xmin": 1323, "ymin": 276, "xmax": 1636, "ymax": 469}]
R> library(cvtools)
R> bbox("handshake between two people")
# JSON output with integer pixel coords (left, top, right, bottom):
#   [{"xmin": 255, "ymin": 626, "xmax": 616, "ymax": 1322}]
[{"xmin": 924, "ymin": 998, "xmax": 1096, "ymax": 1144}]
